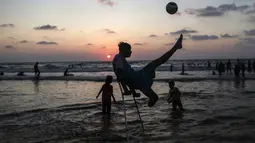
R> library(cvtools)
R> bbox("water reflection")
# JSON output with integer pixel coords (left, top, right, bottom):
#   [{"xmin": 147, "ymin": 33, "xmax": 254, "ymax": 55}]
[
  {"xmin": 100, "ymin": 114, "xmax": 113, "ymax": 139},
  {"xmin": 33, "ymin": 79, "xmax": 39, "ymax": 93},
  {"xmin": 234, "ymin": 78, "xmax": 246, "ymax": 89}
]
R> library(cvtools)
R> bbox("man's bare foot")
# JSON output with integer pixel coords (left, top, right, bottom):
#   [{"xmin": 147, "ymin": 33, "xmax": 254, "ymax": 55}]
[{"xmin": 174, "ymin": 34, "xmax": 183, "ymax": 50}]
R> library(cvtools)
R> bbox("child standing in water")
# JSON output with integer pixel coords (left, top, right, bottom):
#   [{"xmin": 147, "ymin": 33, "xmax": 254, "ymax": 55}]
[
  {"xmin": 96, "ymin": 75, "xmax": 116, "ymax": 114},
  {"xmin": 167, "ymin": 80, "xmax": 184, "ymax": 111}
]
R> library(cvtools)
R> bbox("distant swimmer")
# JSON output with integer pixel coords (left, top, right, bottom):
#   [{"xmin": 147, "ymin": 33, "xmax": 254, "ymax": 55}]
[
  {"xmin": 64, "ymin": 68, "xmax": 74, "ymax": 76},
  {"xmin": 0, "ymin": 72, "xmax": 4, "ymax": 76},
  {"xmin": 226, "ymin": 60, "xmax": 232, "ymax": 74},
  {"xmin": 34, "ymin": 62, "xmax": 40, "ymax": 77},
  {"xmin": 241, "ymin": 62, "xmax": 246, "ymax": 77},
  {"xmin": 17, "ymin": 72, "xmax": 25, "ymax": 76},
  {"xmin": 247, "ymin": 60, "xmax": 252, "ymax": 73}
]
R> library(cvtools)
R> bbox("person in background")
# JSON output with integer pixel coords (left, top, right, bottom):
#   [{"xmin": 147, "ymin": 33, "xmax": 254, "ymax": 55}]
[
  {"xmin": 226, "ymin": 60, "xmax": 232, "ymax": 74},
  {"xmin": 247, "ymin": 60, "xmax": 252, "ymax": 73},
  {"xmin": 167, "ymin": 80, "xmax": 184, "ymax": 111},
  {"xmin": 34, "ymin": 62, "xmax": 40, "ymax": 77},
  {"xmin": 241, "ymin": 62, "xmax": 246, "ymax": 78},
  {"xmin": 253, "ymin": 60, "xmax": 255, "ymax": 72},
  {"xmin": 96, "ymin": 75, "xmax": 116, "ymax": 115}
]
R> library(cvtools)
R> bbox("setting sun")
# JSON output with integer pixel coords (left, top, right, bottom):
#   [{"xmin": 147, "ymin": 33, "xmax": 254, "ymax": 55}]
[{"xmin": 107, "ymin": 55, "xmax": 111, "ymax": 59}]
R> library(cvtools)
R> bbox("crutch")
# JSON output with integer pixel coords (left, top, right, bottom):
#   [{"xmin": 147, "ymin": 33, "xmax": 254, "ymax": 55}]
[
  {"xmin": 118, "ymin": 81, "xmax": 130, "ymax": 141},
  {"xmin": 118, "ymin": 82, "xmax": 145, "ymax": 133}
]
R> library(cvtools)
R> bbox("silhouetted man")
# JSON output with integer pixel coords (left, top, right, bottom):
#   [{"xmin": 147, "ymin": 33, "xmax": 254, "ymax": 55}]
[
  {"xmin": 226, "ymin": 60, "xmax": 232, "ymax": 74},
  {"xmin": 247, "ymin": 60, "xmax": 252, "ymax": 73},
  {"xmin": 234, "ymin": 59, "xmax": 241, "ymax": 77},
  {"xmin": 241, "ymin": 62, "xmax": 246, "ymax": 77},
  {"xmin": 253, "ymin": 60, "xmax": 255, "ymax": 72},
  {"xmin": 113, "ymin": 34, "xmax": 183, "ymax": 107},
  {"xmin": 34, "ymin": 62, "xmax": 40, "ymax": 76}
]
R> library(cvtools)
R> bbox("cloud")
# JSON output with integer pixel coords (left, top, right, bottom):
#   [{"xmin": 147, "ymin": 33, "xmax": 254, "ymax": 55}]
[
  {"xmin": 240, "ymin": 38, "xmax": 255, "ymax": 45},
  {"xmin": 186, "ymin": 6, "xmax": 224, "ymax": 17},
  {"xmin": 218, "ymin": 4, "xmax": 250, "ymax": 12},
  {"xmin": 244, "ymin": 29, "xmax": 255, "ymax": 36},
  {"xmin": 34, "ymin": 24, "xmax": 65, "ymax": 31},
  {"xmin": 19, "ymin": 40, "xmax": 29, "ymax": 43},
  {"xmin": 101, "ymin": 46, "xmax": 106, "ymax": 49},
  {"xmin": 0, "ymin": 24, "xmax": 14, "ymax": 28},
  {"xmin": 4, "ymin": 45, "xmax": 15, "ymax": 49},
  {"xmin": 170, "ymin": 29, "xmax": 198, "ymax": 35},
  {"xmin": 133, "ymin": 43, "xmax": 144, "ymax": 46},
  {"xmin": 98, "ymin": 0, "xmax": 115, "ymax": 6},
  {"xmin": 87, "ymin": 43, "xmax": 93, "ymax": 46},
  {"xmin": 220, "ymin": 34, "xmax": 238, "ymax": 38},
  {"xmin": 36, "ymin": 41, "xmax": 58, "ymax": 45},
  {"xmin": 236, "ymin": 37, "xmax": 255, "ymax": 48},
  {"xmin": 104, "ymin": 29, "xmax": 116, "ymax": 34},
  {"xmin": 185, "ymin": 3, "xmax": 251, "ymax": 17},
  {"xmin": 190, "ymin": 35, "xmax": 219, "ymax": 41},
  {"xmin": 149, "ymin": 34, "xmax": 158, "ymax": 38},
  {"xmin": 8, "ymin": 37, "xmax": 17, "ymax": 40}
]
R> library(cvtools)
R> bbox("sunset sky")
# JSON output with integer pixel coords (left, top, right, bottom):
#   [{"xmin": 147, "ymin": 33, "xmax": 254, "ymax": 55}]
[{"xmin": 0, "ymin": 0, "xmax": 255, "ymax": 62}]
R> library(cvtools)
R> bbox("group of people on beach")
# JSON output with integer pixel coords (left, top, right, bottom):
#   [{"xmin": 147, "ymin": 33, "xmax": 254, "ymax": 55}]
[
  {"xmin": 169, "ymin": 59, "xmax": 255, "ymax": 77},
  {"xmin": 214, "ymin": 59, "xmax": 255, "ymax": 77}
]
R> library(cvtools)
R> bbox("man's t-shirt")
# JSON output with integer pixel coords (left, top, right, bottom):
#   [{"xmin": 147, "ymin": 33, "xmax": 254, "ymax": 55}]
[{"xmin": 112, "ymin": 54, "xmax": 135, "ymax": 79}]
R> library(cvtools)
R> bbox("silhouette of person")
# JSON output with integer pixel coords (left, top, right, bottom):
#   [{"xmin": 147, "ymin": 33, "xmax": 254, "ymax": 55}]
[
  {"xmin": 170, "ymin": 64, "xmax": 173, "ymax": 72},
  {"xmin": 96, "ymin": 75, "xmax": 116, "ymax": 114},
  {"xmin": 17, "ymin": 72, "xmax": 25, "ymax": 76},
  {"xmin": 181, "ymin": 63, "xmax": 185, "ymax": 75},
  {"xmin": 207, "ymin": 61, "xmax": 211, "ymax": 69},
  {"xmin": 63, "ymin": 68, "xmax": 73, "ymax": 76},
  {"xmin": 113, "ymin": 34, "xmax": 183, "ymax": 107},
  {"xmin": 226, "ymin": 60, "xmax": 232, "ymax": 74},
  {"xmin": 167, "ymin": 80, "xmax": 184, "ymax": 111},
  {"xmin": 247, "ymin": 60, "xmax": 252, "ymax": 73},
  {"xmin": 253, "ymin": 60, "xmax": 255, "ymax": 72},
  {"xmin": 241, "ymin": 62, "xmax": 246, "ymax": 77},
  {"xmin": 215, "ymin": 61, "xmax": 219, "ymax": 71},
  {"xmin": 234, "ymin": 59, "xmax": 241, "ymax": 77},
  {"xmin": 218, "ymin": 61, "xmax": 225, "ymax": 77},
  {"xmin": 34, "ymin": 62, "xmax": 40, "ymax": 76}
]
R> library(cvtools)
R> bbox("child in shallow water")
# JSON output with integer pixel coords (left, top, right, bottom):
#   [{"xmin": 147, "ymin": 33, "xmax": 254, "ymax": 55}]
[
  {"xmin": 96, "ymin": 75, "xmax": 116, "ymax": 114},
  {"xmin": 167, "ymin": 80, "xmax": 184, "ymax": 111}
]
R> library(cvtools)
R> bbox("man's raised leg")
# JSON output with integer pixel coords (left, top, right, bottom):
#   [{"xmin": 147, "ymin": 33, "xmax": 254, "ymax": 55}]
[
  {"xmin": 140, "ymin": 88, "xmax": 158, "ymax": 107},
  {"xmin": 143, "ymin": 34, "xmax": 183, "ymax": 74}
]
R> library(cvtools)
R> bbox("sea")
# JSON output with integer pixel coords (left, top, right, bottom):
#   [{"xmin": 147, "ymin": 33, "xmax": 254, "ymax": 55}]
[{"xmin": 1, "ymin": 59, "xmax": 255, "ymax": 143}]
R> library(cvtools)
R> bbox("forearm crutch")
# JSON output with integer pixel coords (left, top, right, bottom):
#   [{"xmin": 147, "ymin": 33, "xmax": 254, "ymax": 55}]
[
  {"xmin": 118, "ymin": 82, "xmax": 145, "ymax": 134},
  {"xmin": 118, "ymin": 81, "xmax": 130, "ymax": 141}
]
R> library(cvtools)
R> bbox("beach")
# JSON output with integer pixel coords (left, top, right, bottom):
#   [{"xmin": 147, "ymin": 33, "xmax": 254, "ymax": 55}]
[{"xmin": 1, "ymin": 73, "xmax": 255, "ymax": 142}]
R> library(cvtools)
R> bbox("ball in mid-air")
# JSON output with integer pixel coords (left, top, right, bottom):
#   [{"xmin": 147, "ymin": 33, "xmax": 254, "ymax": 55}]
[{"xmin": 166, "ymin": 2, "xmax": 178, "ymax": 15}]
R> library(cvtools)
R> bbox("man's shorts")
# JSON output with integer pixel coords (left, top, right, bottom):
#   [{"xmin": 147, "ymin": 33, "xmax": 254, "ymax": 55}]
[{"xmin": 122, "ymin": 67, "xmax": 154, "ymax": 90}]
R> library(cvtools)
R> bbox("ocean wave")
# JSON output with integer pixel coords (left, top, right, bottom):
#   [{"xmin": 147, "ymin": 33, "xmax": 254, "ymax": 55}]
[{"xmin": 1, "ymin": 75, "xmax": 255, "ymax": 82}]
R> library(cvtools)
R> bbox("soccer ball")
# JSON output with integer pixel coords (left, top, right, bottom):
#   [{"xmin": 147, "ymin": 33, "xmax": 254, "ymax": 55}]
[{"xmin": 166, "ymin": 2, "xmax": 178, "ymax": 15}]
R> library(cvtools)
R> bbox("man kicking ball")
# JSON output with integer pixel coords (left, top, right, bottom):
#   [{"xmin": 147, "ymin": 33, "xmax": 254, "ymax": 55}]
[{"xmin": 113, "ymin": 34, "xmax": 183, "ymax": 107}]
